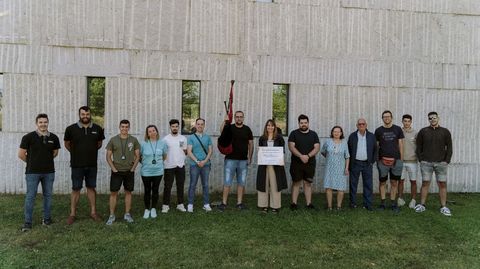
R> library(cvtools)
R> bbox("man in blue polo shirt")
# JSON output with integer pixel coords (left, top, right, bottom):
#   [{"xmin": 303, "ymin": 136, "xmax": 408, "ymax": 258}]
[
  {"xmin": 186, "ymin": 118, "xmax": 213, "ymax": 213},
  {"xmin": 18, "ymin": 114, "xmax": 61, "ymax": 232},
  {"xmin": 64, "ymin": 106, "xmax": 105, "ymax": 224}
]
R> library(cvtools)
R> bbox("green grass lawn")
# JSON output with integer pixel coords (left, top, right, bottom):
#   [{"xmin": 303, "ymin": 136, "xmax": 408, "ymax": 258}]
[{"xmin": 1, "ymin": 193, "xmax": 479, "ymax": 269}]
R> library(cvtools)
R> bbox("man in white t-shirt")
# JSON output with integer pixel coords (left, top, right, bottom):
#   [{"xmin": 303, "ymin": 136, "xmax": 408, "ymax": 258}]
[{"xmin": 161, "ymin": 119, "xmax": 188, "ymax": 213}]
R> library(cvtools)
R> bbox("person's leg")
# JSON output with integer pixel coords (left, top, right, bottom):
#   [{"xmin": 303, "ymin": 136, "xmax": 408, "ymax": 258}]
[
  {"xmin": 24, "ymin": 174, "xmax": 40, "ymax": 224},
  {"xmin": 377, "ymin": 162, "xmax": 389, "ymax": 206},
  {"xmin": 410, "ymin": 180, "xmax": 417, "ymax": 200},
  {"xmin": 40, "ymin": 173, "xmax": 55, "ymax": 221},
  {"xmin": 436, "ymin": 162, "xmax": 449, "ymax": 208},
  {"xmin": 200, "ymin": 165, "xmax": 211, "ymax": 206},
  {"xmin": 390, "ymin": 160, "xmax": 403, "ymax": 203},
  {"xmin": 163, "ymin": 169, "xmax": 174, "ymax": 206},
  {"xmin": 109, "ymin": 171, "xmax": 122, "ymax": 215},
  {"xmin": 109, "ymin": 192, "xmax": 118, "ymax": 215},
  {"xmin": 438, "ymin": 181, "xmax": 447, "ymax": 207},
  {"xmin": 69, "ymin": 168, "xmax": 83, "ymax": 217},
  {"xmin": 337, "ymin": 191, "xmax": 344, "ymax": 208},
  {"xmin": 70, "ymin": 190, "xmax": 80, "ymax": 216},
  {"xmin": 142, "ymin": 176, "xmax": 152, "ymax": 209},
  {"xmin": 304, "ymin": 180, "xmax": 313, "ymax": 205},
  {"xmin": 188, "ymin": 165, "xmax": 200, "ymax": 205},
  {"xmin": 151, "ymin": 176, "xmax": 162, "ymax": 209},
  {"xmin": 222, "ymin": 159, "xmax": 234, "ymax": 205},
  {"xmin": 175, "ymin": 167, "xmax": 186, "ymax": 205},
  {"xmin": 124, "ymin": 171, "xmax": 135, "ymax": 214},
  {"xmin": 398, "ymin": 179, "xmax": 405, "ymax": 199},
  {"xmin": 419, "ymin": 162, "xmax": 433, "ymax": 205},
  {"xmin": 236, "ymin": 160, "xmax": 248, "ymax": 205},
  {"xmin": 268, "ymin": 166, "xmax": 281, "ymax": 209},
  {"xmin": 349, "ymin": 162, "xmax": 361, "ymax": 207},
  {"xmin": 125, "ymin": 191, "xmax": 132, "ymax": 214},
  {"xmin": 326, "ymin": 188, "xmax": 333, "ymax": 209},
  {"xmin": 258, "ymin": 168, "xmax": 269, "ymax": 208},
  {"xmin": 291, "ymin": 181, "xmax": 301, "ymax": 205},
  {"xmin": 362, "ymin": 163, "xmax": 374, "ymax": 208},
  {"xmin": 85, "ymin": 167, "xmax": 98, "ymax": 215}
]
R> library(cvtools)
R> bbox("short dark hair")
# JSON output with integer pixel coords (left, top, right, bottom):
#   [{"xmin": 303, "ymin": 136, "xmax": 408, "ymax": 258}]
[
  {"xmin": 79, "ymin": 106, "xmax": 91, "ymax": 114},
  {"xmin": 169, "ymin": 119, "xmax": 180, "ymax": 126},
  {"xmin": 35, "ymin": 113, "xmax": 49, "ymax": 123},
  {"xmin": 330, "ymin": 125, "xmax": 344, "ymax": 139},
  {"xmin": 119, "ymin": 119, "xmax": 130, "ymax": 126},
  {"xmin": 428, "ymin": 111, "xmax": 438, "ymax": 117},
  {"xmin": 234, "ymin": 111, "xmax": 244, "ymax": 116},
  {"xmin": 298, "ymin": 114, "xmax": 309, "ymax": 122},
  {"xmin": 382, "ymin": 110, "xmax": 393, "ymax": 118},
  {"xmin": 195, "ymin": 118, "xmax": 205, "ymax": 124},
  {"xmin": 402, "ymin": 114, "xmax": 412, "ymax": 121}
]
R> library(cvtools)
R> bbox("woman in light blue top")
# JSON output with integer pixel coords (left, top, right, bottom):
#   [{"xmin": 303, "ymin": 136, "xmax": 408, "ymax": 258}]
[
  {"xmin": 321, "ymin": 126, "xmax": 350, "ymax": 210},
  {"xmin": 140, "ymin": 125, "xmax": 167, "ymax": 219}
]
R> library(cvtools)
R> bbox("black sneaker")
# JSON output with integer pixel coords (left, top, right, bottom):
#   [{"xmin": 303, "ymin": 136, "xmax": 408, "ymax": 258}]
[
  {"xmin": 42, "ymin": 218, "xmax": 52, "ymax": 226},
  {"xmin": 236, "ymin": 203, "xmax": 247, "ymax": 210},
  {"xmin": 21, "ymin": 223, "xmax": 32, "ymax": 232},
  {"xmin": 391, "ymin": 204, "xmax": 400, "ymax": 214},
  {"xmin": 218, "ymin": 203, "xmax": 227, "ymax": 212},
  {"xmin": 271, "ymin": 208, "xmax": 279, "ymax": 214},
  {"xmin": 377, "ymin": 204, "xmax": 386, "ymax": 211},
  {"xmin": 350, "ymin": 204, "xmax": 358, "ymax": 209},
  {"xmin": 306, "ymin": 204, "xmax": 315, "ymax": 210},
  {"xmin": 290, "ymin": 203, "xmax": 298, "ymax": 211}
]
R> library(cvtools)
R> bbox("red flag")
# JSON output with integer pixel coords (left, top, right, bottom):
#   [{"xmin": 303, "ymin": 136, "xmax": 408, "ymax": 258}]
[{"xmin": 227, "ymin": 80, "xmax": 234, "ymax": 123}]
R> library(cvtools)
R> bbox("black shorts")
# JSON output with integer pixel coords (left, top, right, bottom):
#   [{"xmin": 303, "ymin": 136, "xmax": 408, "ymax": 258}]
[
  {"xmin": 71, "ymin": 167, "xmax": 97, "ymax": 191},
  {"xmin": 110, "ymin": 171, "xmax": 135, "ymax": 192},
  {"xmin": 290, "ymin": 161, "xmax": 315, "ymax": 182}
]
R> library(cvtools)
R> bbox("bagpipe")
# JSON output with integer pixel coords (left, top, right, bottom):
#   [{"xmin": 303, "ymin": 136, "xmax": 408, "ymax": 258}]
[{"xmin": 217, "ymin": 80, "xmax": 234, "ymax": 155}]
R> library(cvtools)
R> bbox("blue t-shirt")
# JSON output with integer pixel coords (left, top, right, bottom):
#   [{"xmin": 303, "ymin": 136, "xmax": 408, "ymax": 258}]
[
  {"xmin": 140, "ymin": 140, "xmax": 168, "ymax": 177},
  {"xmin": 187, "ymin": 133, "xmax": 212, "ymax": 166}
]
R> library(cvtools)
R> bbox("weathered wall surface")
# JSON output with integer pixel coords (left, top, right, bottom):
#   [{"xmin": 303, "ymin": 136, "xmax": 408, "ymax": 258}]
[{"xmin": 1, "ymin": 0, "xmax": 479, "ymax": 195}]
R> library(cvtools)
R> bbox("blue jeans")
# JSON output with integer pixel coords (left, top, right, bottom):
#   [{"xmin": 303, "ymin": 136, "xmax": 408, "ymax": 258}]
[
  {"xmin": 224, "ymin": 159, "xmax": 248, "ymax": 187},
  {"xmin": 188, "ymin": 164, "xmax": 211, "ymax": 205},
  {"xmin": 24, "ymin": 173, "xmax": 55, "ymax": 224},
  {"xmin": 349, "ymin": 161, "xmax": 373, "ymax": 208}
]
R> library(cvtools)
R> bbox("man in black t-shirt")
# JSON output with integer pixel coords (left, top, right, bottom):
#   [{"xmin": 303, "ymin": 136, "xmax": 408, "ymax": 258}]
[
  {"xmin": 375, "ymin": 110, "xmax": 404, "ymax": 212},
  {"xmin": 18, "ymin": 114, "xmax": 61, "ymax": 232},
  {"xmin": 64, "ymin": 106, "xmax": 105, "ymax": 225},
  {"xmin": 218, "ymin": 111, "xmax": 253, "ymax": 211},
  {"xmin": 288, "ymin": 114, "xmax": 320, "ymax": 210}
]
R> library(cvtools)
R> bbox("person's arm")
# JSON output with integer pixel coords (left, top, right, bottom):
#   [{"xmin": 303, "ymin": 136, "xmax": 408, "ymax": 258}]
[
  {"xmin": 106, "ymin": 150, "xmax": 118, "ymax": 172},
  {"xmin": 445, "ymin": 130, "xmax": 453, "ymax": 163},
  {"xmin": 248, "ymin": 139, "xmax": 253, "ymax": 165},
  {"xmin": 18, "ymin": 148, "xmax": 27, "ymax": 162},
  {"xmin": 53, "ymin": 149, "xmax": 59, "ymax": 158},
  {"xmin": 398, "ymin": 138, "xmax": 404, "ymax": 160},
  {"xmin": 320, "ymin": 142, "xmax": 327, "ymax": 158},
  {"xmin": 415, "ymin": 130, "xmax": 423, "ymax": 162},
  {"xmin": 309, "ymin": 143, "xmax": 320, "ymax": 158},
  {"xmin": 64, "ymin": 140, "xmax": 71, "ymax": 152},
  {"xmin": 131, "ymin": 149, "xmax": 140, "ymax": 172},
  {"xmin": 344, "ymin": 158, "xmax": 350, "ymax": 175},
  {"xmin": 288, "ymin": 141, "xmax": 309, "ymax": 164},
  {"xmin": 220, "ymin": 114, "xmax": 229, "ymax": 133},
  {"xmin": 187, "ymin": 144, "xmax": 199, "ymax": 166},
  {"xmin": 97, "ymin": 141, "xmax": 103, "ymax": 150}
]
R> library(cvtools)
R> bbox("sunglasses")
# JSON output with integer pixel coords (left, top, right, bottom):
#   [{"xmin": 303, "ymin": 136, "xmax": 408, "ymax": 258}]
[
  {"xmin": 428, "ymin": 117, "xmax": 437, "ymax": 121},
  {"xmin": 357, "ymin": 123, "xmax": 366, "ymax": 126}
]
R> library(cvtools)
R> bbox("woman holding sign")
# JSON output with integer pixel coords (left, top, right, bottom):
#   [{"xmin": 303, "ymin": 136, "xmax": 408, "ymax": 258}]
[{"xmin": 256, "ymin": 120, "xmax": 288, "ymax": 213}]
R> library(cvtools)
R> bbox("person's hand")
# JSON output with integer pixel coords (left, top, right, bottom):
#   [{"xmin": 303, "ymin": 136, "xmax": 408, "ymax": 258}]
[
  {"xmin": 344, "ymin": 169, "xmax": 349, "ymax": 176},
  {"xmin": 300, "ymin": 155, "xmax": 310, "ymax": 164},
  {"xmin": 198, "ymin": 160, "xmax": 205, "ymax": 168},
  {"xmin": 224, "ymin": 114, "xmax": 229, "ymax": 121},
  {"xmin": 248, "ymin": 158, "xmax": 252, "ymax": 165}
]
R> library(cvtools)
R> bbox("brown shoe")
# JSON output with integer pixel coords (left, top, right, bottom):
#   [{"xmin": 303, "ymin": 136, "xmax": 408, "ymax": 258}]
[
  {"xmin": 90, "ymin": 213, "xmax": 102, "ymax": 222},
  {"xmin": 66, "ymin": 215, "xmax": 75, "ymax": 225}
]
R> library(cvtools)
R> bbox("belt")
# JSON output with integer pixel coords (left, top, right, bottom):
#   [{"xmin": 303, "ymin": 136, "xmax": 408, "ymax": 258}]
[{"xmin": 355, "ymin": 159, "xmax": 368, "ymax": 163}]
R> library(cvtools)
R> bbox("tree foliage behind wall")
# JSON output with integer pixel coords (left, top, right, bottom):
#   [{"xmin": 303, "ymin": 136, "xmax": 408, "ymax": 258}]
[{"xmin": 87, "ymin": 77, "xmax": 105, "ymax": 128}]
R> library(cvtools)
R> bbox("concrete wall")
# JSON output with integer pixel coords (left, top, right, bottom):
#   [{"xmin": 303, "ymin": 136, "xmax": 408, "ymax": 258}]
[{"xmin": 1, "ymin": 0, "xmax": 479, "ymax": 194}]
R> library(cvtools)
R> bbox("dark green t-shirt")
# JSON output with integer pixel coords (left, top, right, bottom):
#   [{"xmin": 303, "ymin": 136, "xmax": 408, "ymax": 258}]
[{"xmin": 106, "ymin": 135, "xmax": 140, "ymax": 171}]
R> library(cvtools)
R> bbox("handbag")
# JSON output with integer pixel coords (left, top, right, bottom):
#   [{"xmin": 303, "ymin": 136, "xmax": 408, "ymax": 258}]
[{"xmin": 381, "ymin": 157, "xmax": 395, "ymax": 166}]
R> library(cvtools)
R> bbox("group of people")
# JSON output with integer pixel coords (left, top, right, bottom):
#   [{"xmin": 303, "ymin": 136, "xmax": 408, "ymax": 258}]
[{"xmin": 18, "ymin": 106, "xmax": 453, "ymax": 231}]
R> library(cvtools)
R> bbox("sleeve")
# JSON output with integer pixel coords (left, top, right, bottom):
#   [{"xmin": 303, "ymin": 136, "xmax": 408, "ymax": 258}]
[
  {"xmin": 445, "ymin": 129, "xmax": 453, "ymax": 163},
  {"xmin": 134, "ymin": 138, "xmax": 141, "ymax": 150},
  {"xmin": 374, "ymin": 128, "xmax": 380, "ymax": 141},
  {"xmin": 207, "ymin": 136, "xmax": 212, "ymax": 147},
  {"xmin": 248, "ymin": 127, "xmax": 253, "ymax": 140},
  {"xmin": 187, "ymin": 135, "xmax": 193, "ymax": 146},
  {"xmin": 98, "ymin": 127, "xmax": 105, "ymax": 141},
  {"xmin": 163, "ymin": 142, "xmax": 168, "ymax": 154},
  {"xmin": 313, "ymin": 132, "xmax": 320, "ymax": 144},
  {"xmin": 54, "ymin": 135, "xmax": 61, "ymax": 149},
  {"xmin": 320, "ymin": 141, "xmax": 328, "ymax": 155},
  {"xmin": 397, "ymin": 126, "xmax": 405, "ymax": 139},
  {"xmin": 106, "ymin": 139, "xmax": 114, "ymax": 151},
  {"xmin": 288, "ymin": 131, "xmax": 295, "ymax": 142},
  {"xmin": 64, "ymin": 126, "xmax": 72, "ymax": 141},
  {"xmin": 182, "ymin": 137, "xmax": 188, "ymax": 150},
  {"xmin": 344, "ymin": 142, "xmax": 350, "ymax": 158},
  {"xmin": 19, "ymin": 134, "xmax": 30, "ymax": 149}
]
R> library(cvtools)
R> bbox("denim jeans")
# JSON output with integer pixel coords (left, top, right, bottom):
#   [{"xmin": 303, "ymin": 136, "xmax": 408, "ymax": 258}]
[
  {"xmin": 224, "ymin": 159, "xmax": 248, "ymax": 186},
  {"xmin": 24, "ymin": 173, "xmax": 55, "ymax": 224},
  {"xmin": 188, "ymin": 164, "xmax": 211, "ymax": 205}
]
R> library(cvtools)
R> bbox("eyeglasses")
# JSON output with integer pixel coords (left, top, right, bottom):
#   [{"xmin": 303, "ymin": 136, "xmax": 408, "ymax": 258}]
[
  {"xmin": 428, "ymin": 117, "xmax": 437, "ymax": 121},
  {"xmin": 357, "ymin": 123, "xmax": 366, "ymax": 126}
]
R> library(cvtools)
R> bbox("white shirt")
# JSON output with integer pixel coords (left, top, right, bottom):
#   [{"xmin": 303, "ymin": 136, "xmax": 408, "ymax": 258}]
[
  {"xmin": 162, "ymin": 134, "xmax": 187, "ymax": 169},
  {"xmin": 356, "ymin": 131, "xmax": 368, "ymax": 161}
]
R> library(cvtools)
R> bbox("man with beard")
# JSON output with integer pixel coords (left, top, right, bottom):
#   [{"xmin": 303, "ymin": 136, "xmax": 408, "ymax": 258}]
[
  {"xmin": 161, "ymin": 119, "xmax": 188, "ymax": 213},
  {"xmin": 415, "ymin": 112, "xmax": 453, "ymax": 216},
  {"xmin": 218, "ymin": 111, "xmax": 254, "ymax": 211},
  {"xmin": 64, "ymin": 106, "xmax": 105, "ymax": 224},
  {"xmin": 288, "ymin": 114, "xmax": 320, "ymax": 210}
]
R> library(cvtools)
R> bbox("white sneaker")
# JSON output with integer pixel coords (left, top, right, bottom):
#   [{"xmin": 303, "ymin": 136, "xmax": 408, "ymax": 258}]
[
  {"xmin": 408, "ymin": 199, "xmax": 416, "ymax": 209},
  {"xmin": 397, "ymin": 198, "xmax": 406, "ymax": 207},
  {"xmin": 187, "ymin": 204, "xmax": 194, "ymax": 213},
  {"xmin": 143, "ymin": 209, "xmax": 150, "ymax": 219},
  {"xmin": 415, "ymin": 204, "xmax": 426, "ymax": 213},
  {"xmin": 203, "ymin": 204, "xmax": 212, "ymax": 212},
  {"xmin": 124, "ymin": 213, "xmax": 134, "ymax": 223},
  {"xmin": 161, "ymin": 205, "xmax": 170, "ymax": 213},
  {"xmin": 150, "ymin": 208, "xmax": 157, "ymax": 218},
  {"xmin": 440, "ymin": 206, "xmax": 452, "ymax": 217},
  {"xmin": 106, "ymin": 215, "xmax": 115, "ymax": 225},
  {"xmin": 177, "ymin": 204, "xmax": 187, "ymax": 212}
]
